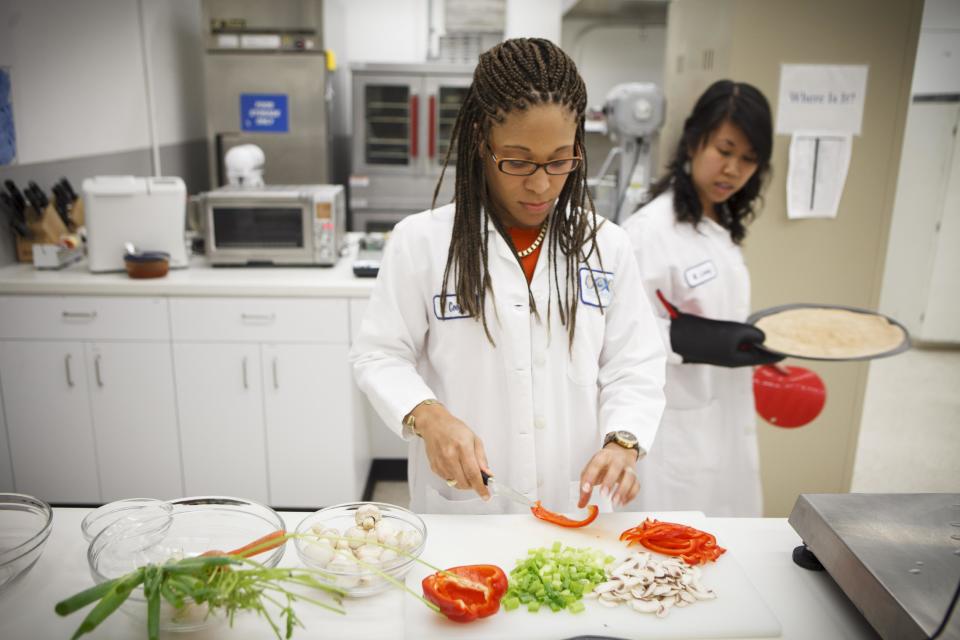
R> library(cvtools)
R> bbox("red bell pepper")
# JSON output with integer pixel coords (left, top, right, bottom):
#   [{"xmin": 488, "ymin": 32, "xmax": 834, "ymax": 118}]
[
  {"xmin": 530, "ymin": 501, "xmax": 599, "ymax": 528},
  {"xmin": 620, "ymin": 518, "xmax": 726, "ymax": 565},
  {"xmin": 422, "ymin": 564, "xmax": 508, "ymax": 623}
]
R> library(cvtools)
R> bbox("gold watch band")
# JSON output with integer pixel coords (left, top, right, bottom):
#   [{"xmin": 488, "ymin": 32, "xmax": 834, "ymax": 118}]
[{"xmin": 403, "ymin": 398, "xmax": 440, "ymax": 437}]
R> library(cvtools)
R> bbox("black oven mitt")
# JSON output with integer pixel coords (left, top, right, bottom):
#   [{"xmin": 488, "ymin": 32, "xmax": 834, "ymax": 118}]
[{"xmin": 656, "ymin": 290, "xmax": 784, "ymax": 368}]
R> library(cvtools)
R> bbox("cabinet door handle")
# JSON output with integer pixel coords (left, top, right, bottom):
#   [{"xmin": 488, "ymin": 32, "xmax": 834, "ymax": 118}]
[
  {"xmin": 242, "ymin": 356, "xmax": 249, "ymax": 389},
  {"xmin": 94, "ymin": 354, "xmax": 104, "ymax": 387},
  {"xmin": 62, "ymin": 310, "xmax": 97, "ymax": 320},
  {"xmin": 272, "ymin": 357, "xmax": 279, "ymax": 390},
  {"xmin": 65, "ymin": 354, "xmax": 74, "ymax": 387},
  {"xmin": 241, "ymin": 313, "xmax": 275, "ymax": 323}
]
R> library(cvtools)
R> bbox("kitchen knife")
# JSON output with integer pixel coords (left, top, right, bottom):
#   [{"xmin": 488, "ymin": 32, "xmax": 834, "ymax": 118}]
[
  {"xmin": 28, "ymin": 182, "xmax": 49, "ymax": 210},
  {"xmin": 481, "ymin": 471, "xmax": 534, "ymax": 508},
  {"xmin": 60, "ymin": 177, "xmax": 78, "ymax": 202},
  {"xmin": 23, "ymin": 185, "xmax": 46, "ymax": 218},
  {"xmin": 4, "ymin": 180, "xmax": 27, "ymax": 214},
  {"xmin": 0, "ymin": 192, "xmax": 29, "ymax": 237},
  {"xmin": 51, "ymin": 184, "xmax": 73, "ymax": 229}
]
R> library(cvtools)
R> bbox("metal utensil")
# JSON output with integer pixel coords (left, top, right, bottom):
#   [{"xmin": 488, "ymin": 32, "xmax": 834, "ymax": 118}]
[{"xmin": 481, "ymin": 471, "xmax": 533, "ymax": 507}]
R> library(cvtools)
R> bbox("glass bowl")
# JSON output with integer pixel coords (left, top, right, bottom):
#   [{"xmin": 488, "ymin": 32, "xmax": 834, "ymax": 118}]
[
  {"xmin": 0, "ymin": 493, "xmax": 53, "ymax": 593},
  {"xmin": 81, "ymin": 497, "xmax": 171, "ymax": 543},
  {"xmin": 87, "ymin": 496, "xmax": 285, "ymax": 632},
  {"xmin": 294, "ymin": 501, "xmax": 426, "ymax": 597}
]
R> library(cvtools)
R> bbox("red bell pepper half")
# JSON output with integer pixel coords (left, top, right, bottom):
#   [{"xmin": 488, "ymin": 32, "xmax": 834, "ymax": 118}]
[
  {"xmin": 530, "ymin": 501, "xmax": 599, "ymax": 528},
  {"xmin": 422, "ymin": 564, "xmax": 508, "ymax": 623}
]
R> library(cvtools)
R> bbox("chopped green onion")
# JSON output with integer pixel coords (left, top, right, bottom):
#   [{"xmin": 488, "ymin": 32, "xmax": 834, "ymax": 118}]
[{"xmin": 503, "ymin": 543, "xmax": 612, "ymax": 614}]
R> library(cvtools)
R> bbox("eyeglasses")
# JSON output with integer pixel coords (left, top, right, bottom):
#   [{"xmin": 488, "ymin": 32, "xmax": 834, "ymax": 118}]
[{"xmin": 490, "ymin": 151, "xmax": 582, "ymax": 176}]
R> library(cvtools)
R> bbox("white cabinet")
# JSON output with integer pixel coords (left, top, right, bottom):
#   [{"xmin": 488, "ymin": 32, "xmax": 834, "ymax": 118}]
[
  {"xmin": 0, "ymin": 296, "xmax": 183, "ymax": 504},
  {"xmin": 86, "ymin": 342, "xmax": 182, "ymax": 501},
  {"xmin": 173, "ymin": 343, "xmax": 268, "ymax": 503},
  {"xmin": 170, "ymin": 297, "xmax": 369, "ymax": 507},
  {"xmin": 0, "ymin": 341, "xmax": 100, "ymax": 503}
]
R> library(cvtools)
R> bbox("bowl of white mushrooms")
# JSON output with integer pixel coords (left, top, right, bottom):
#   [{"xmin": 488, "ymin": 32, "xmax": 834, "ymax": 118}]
[{"xmin": 293, "ymin": 502, "xmax": 426, "ymax": 597}]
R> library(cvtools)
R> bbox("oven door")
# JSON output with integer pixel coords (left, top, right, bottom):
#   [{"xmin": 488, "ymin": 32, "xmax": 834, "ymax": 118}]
[{"xmin": 205, "ymin": 199, "xmax": 315, "ymax": 265}]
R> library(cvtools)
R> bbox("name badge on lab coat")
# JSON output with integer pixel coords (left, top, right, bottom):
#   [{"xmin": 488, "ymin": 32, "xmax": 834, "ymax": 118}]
[
  {"xmin": 433, "ymin": 295, "xmax": 471, "ymax": 320},
  {"xmin": 579, "ymin": 267, "xmax": 614, "ymax": 308},
  {"xmin": 683, "ymin": 260, "xmax": 717, "ymax": 288}
]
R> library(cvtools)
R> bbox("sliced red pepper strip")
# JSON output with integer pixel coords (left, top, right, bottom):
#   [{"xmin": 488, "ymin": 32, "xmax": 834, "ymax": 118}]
[
  {"xmin": 422, "ymin": 564, "xmax": 508, "ymax": 623},
  {"xmin": 620, "ymin": 519, "xmax": 726, "ymax": 565},
  {"xmin": 529, "ymin": 501, "xmax": 599, "ymax": 528}
]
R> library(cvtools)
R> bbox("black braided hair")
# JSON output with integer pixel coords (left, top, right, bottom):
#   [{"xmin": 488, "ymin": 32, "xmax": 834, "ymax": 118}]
[
  {"xmin": 646, "ymin": 80, "xmax": 772, "ymax": 244},
  {"xmin": 432, "ymin": 38, "xmax": 601, "ymax": 347}
]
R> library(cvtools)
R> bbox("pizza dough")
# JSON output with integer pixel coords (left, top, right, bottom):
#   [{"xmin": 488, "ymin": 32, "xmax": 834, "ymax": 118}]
[{"xmin": 755, "ymin": 307, "xmax": 906, "ymax": 359}]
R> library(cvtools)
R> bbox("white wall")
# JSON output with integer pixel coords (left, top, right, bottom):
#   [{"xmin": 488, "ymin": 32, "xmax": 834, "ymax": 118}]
[
  {"xmin": 911, "ymin": 0, "xmax": 960, "ymax": 94},
  {"xmin": 505, "ymin": 0, "xmax": 563, "ymax": 42},
  {"xmin": 562, "ymin": 18, "xmax": 666, "ymax": 109},
  {"xmin": 340, "ymin": 0, "xmax": 429, "ymax": 63},
  {"xmin": 0, "ymin": 0, "xmax": 204, "ymax": 165}
]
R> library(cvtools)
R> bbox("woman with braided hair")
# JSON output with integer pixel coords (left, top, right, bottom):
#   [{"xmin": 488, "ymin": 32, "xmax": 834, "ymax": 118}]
[{"xmin": 350, "ymin": 38, "xmax": 665, "ymax": 515}]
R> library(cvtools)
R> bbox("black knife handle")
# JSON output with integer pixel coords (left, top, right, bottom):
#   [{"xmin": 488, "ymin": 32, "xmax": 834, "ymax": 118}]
[
  {"xmin": 481, "ymin": 471, "xmax": 491, "ymax": 486},
  {"xmin": 60, "ymin": 177, "xmax": 78, "ymax": 202}
]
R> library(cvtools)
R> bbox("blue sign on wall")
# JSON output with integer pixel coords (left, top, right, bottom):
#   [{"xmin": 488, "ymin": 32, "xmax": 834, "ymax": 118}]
[
  {"xmin": 240, "ymin": 94, "xmax": 289, "ymax": 132},
  {"xmin": 0, "ymin": 68, "xmax": 16, "ymax": 166}
]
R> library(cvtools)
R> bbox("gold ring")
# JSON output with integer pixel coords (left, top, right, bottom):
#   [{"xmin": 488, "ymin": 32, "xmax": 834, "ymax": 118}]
[{"xmin": 445, "ymin": 478, "xmax": 458, "ymax": 488}]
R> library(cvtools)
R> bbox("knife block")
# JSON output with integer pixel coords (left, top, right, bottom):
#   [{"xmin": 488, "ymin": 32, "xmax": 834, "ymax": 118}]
[{"xmin": 15, "ymin": 204, "xmax": 70, "ymax": 263}]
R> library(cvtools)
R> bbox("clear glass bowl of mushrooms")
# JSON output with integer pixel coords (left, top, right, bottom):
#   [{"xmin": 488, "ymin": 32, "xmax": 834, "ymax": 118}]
[{"xmin": 293, "ymin": 502, "xmax": 426, "ymax": 597}]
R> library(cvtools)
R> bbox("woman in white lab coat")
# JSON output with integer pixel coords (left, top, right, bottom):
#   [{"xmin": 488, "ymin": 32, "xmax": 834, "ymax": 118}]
[
  {"xmin": 622, "ymin": 80, "xmax": 781, "ymax": 517},
  {"xmin": 350, "ymin": 39, "xmax": 666, "ymax": 515}
]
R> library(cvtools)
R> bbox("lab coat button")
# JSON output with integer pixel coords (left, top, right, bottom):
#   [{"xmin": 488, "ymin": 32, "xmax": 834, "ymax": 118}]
[{"xmin": 534, "ymin": 416, "xmax": 546, "ymax": 429}]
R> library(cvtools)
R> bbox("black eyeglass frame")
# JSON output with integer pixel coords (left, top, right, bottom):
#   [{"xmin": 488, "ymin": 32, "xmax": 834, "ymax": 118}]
[{"xmin": 489, "ymin": 150, "xmax": 583, "ymax": 176}]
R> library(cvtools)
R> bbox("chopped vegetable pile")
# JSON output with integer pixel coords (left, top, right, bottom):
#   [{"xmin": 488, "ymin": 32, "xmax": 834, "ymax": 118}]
[
  {"xmin": 619, "ymin": 519, "xmax": 726, "ymax": 565},
  {"xmin": 502, "ymin": 542, "xmax": 614, "ymax": 614}
]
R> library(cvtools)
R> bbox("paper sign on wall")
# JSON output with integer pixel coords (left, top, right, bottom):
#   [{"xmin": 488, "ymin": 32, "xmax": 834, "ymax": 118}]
[
  {"xmin": 776, "ymin": 65, "xmax": 868, "ymax": 136},
  {"xmin": 787, "ymin": 131, "xmax": 852, "ymax": 219},
  {"xmin": 240, "ymin": 94, "xmax": 289, "ymax": 133}
]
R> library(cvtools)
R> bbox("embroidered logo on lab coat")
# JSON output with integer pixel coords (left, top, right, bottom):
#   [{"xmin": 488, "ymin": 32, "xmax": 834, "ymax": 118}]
[
  {"xmin": 683, "ymin": 260, "xmax": 717, "ymax": 288},
  {"xmin": 578, "ymin": 267, "xmax": 614, "ymax": 308},
  {"xmin": 433, "ymin": 295, "xmax": 471, "ymax": 320}
]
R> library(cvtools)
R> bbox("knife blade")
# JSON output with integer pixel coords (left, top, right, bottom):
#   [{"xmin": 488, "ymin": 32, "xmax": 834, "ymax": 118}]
[
  {"xmin": 51, "ymin": 184, "xmax": 73, "ymax": 229},
  {"xmin": 481, "ymin": 471, "xmax": 534, "ymax": 508}
]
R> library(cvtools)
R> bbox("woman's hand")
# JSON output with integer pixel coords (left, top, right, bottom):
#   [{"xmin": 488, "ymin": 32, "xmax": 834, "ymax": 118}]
[
  {"xmin": 578, "ymin": 444, "xmax": 640, "ymax": 508},
  {"xmin": 413, "ymin": 403, "xmax": 492, "ymax": 500}
]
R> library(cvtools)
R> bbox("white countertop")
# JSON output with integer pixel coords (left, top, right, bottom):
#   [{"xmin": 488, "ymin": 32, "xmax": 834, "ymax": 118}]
[
  {"xmin": 0, "ymin": 244, "xmax": 376, "ymax": 299},
  {"xmin": 0, "ymin": 508, "xmax": 877, "ymax": 640}
]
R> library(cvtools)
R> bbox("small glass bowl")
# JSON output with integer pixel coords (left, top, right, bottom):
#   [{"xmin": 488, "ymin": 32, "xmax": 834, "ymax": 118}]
[
  {"xmin": 294, "ymin": 502, "xmax": 427, "ymax": 597},
  {"xmin": 87, "ymin": 496, "xmax": 285, "ymax": 633},
  {"xmin": 0, "ymin": 493, "xmax": 53, "ymax": 593},
  {"xmin": 81, "ymin": 498, "xmax": 171, "ymax": 543}
]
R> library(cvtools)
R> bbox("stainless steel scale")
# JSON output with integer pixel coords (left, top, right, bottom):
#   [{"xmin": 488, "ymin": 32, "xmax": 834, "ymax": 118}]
[{"xmin": 789, "ymin": 493, "xmax": 960, "ymax": 639}]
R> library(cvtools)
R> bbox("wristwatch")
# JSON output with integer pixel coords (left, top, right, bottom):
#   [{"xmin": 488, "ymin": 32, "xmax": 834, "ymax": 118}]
[
  {"xmin": 603, "ymin": 430, "xmax": 643, "ymax": 457},
  {"xmin": 403, "ymin": 399, "xmax": 440, "ymax": 438}
]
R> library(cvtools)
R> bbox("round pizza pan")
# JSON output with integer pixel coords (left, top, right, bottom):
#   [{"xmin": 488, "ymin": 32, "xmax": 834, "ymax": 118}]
[{"xmin": 746, "ymin": 303, "xmax": 912, "ymax": 362}]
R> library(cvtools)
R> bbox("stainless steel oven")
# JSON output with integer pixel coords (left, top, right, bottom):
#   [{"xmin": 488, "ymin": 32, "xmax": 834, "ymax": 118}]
[{"xmin": 203, "ymin": 185, "xmax": 345, "ymax": 266}]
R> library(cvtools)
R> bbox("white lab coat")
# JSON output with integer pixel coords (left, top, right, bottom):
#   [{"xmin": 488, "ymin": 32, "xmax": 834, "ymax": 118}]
[
  {"xmin": 350, "ymin": 203, "xmax": 666, "ymax": 514},
  {"xmin": 621, "ymin": 191, "xmax": 762, "ymax": 517}
]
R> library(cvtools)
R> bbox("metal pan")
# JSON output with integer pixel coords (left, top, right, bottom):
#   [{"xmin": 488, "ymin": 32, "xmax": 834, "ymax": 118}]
[{"xmin": 747, "ymin": 303, "xmax": 911, "ymax": 362}]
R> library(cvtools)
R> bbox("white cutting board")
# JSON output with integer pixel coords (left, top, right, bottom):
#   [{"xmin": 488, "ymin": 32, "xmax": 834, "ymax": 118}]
[{"xmin": 404, "ymin": 512, "xmax": 781, "ymax": 639}]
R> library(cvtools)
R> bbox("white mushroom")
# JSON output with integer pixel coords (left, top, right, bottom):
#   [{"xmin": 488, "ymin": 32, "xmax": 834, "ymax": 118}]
[
  {"xmin": 302, "ymin": 542, "xmax": 335, "ymax": 567},
  {"xmin": 378, "ymin": 548, "xmax": 398, "ymax": 564},
  {"xmin": 374, "ymin": 519, "xmax": 398, "ymax": 542},
  {"xmin": 355, "ymin": 504, "xmax": 382, "ymax": 530},
  {"xmin": 398, "ymin": 529, "xmax": 422, "ymax": 550},
  {"xmin": 356, "ymin": 544, "xmax": 382, "ymax": 562},
  {"xmin": 344, "ymin": 526, "xmax": 367, "ymax": 549}
]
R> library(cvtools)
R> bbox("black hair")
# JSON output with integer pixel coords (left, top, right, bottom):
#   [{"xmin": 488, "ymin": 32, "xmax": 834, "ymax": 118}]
[
  {"xmin": 432, "ymin": 38, "xmax": 600, "ymax": 346},
  {"xmin": 647, "ymin": 79, "xmax": 772, "ymax": 244}
]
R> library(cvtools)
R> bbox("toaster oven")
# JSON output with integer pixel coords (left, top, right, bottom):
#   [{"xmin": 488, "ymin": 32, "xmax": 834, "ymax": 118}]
[{"xmin": 203, "ymin": 184, "xmax": 345, "ymax": 266}]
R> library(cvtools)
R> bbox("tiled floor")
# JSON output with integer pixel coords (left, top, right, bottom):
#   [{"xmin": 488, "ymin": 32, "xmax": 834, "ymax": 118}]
[{"xmin": 369, "ymin": 347, "xmax": 960, "ymax": 503}]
